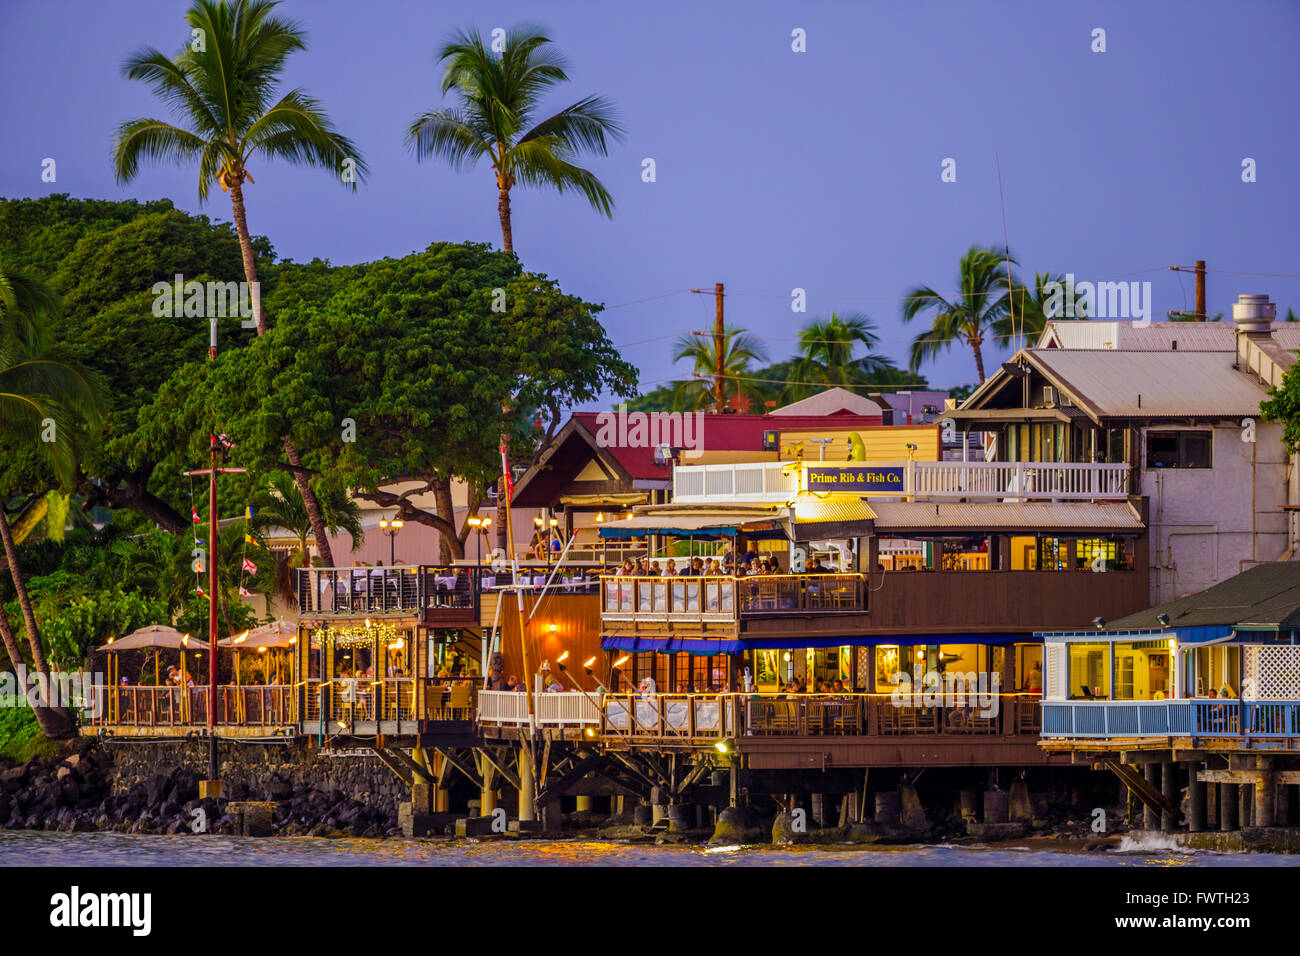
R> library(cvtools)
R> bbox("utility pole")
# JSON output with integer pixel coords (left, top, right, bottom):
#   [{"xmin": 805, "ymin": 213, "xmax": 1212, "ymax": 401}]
[
  {"xmin": 1195, "ymin": 260, "xmax": 1206, "ymax": 322},
  {"xmin": 189, "ymin": 318, "xmax": 246, "ymax": 793},
  {"xmin": 713, "ymin": 283, "xmax": 725, "ymax": 411}
]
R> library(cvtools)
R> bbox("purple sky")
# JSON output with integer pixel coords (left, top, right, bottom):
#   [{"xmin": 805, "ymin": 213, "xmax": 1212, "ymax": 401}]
[{"xmin": 2, "ymin": 0, "xmax": 1298, "ymax": 403}]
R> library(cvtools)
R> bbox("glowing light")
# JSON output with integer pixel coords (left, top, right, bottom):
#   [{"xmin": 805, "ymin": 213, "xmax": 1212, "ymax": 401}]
[
  {"xmin": 583, "ymin": 656, "xmax": 597, "ymax": 668},
  {"xmin": 557, "ymin": 651, "xmax": 569, "ymax": 663},
  {"xmin": 613, "ymin": 655, "xmax": 630, "ymax": 668},
  {"xmin": 549, "ymin": 624, "xmax": 558, "ymax": 633}
]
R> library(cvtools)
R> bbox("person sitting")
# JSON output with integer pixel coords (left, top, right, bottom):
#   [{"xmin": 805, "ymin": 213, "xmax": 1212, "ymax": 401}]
[
  {"xmin": 706, "ymin": 559, "xmax": 722, "ymax": 575},
  {"xmin": 689, "ymin": 557, "xmax": 705, "ymax": 576},
  {"xmin": 745, "ymin": 559, "xmax": 762, "ymax": 576},
  {"xmin": 1025, "ymin": 662, "xmax": 1043, "ymax": 693},
  {"xmin": 1207, "ymin": 687, "xmax": 1218, "ymax": 699},
  {"xmin": 662, "ymin": 558, "xmax": 678, "ymax": 577},
  {"xmin": 619, "ymin": 559, "xmax": 635, "ymax": 575}
]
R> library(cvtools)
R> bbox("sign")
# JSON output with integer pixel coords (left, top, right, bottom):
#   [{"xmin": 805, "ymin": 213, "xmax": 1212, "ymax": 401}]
[{"xmin": 806, "ymin": 465, "xmax": 905, "ymax": 494}]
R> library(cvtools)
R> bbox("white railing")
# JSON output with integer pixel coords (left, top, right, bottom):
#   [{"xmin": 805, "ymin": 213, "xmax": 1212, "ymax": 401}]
[
  {"xmin": 671, "ymin": 460, "xmax": 1128, "ymax": 503},
  {"xmin": 672, "ymin": 461, "xmax": 799, "ymax": 503},
  {"xmin": 477, "ymin": 689, "xmax": 600, "ymax": 728}
]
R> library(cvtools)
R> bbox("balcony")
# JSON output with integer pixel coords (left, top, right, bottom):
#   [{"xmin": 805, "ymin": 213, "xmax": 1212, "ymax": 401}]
[
  {"xmin": 1041, "ymin": 699, "xmax": 1300, "ymax": 742},
  {"xmin": 600, "ymin": 574, "xmax": 866, "ymax": 630},
  {"xmin": 295, "ymin": 566, "xmax": 480, "ymax": 625},
  {"xmin": 671, "ymin": 460, "xmax": 1129, "ymax": 504}
]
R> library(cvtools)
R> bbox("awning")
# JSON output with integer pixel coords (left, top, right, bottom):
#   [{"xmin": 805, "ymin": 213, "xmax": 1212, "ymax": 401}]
[
  {"xmin": 1036, "ymin": 625, "xmax": 1232, "ymax": 644},
  {"xmin": 788, "ymin": 499, "xmax": 876, "ymax": 541},
  {"xmin": 598, "ymin": 511, "xmax": 782, "ymax": 539},
  {"xmin": 870, "ymin": 499, "xmax": 1144, "ymax": 534},
  {"xmin": 602, "ymin": 636, "xmax": 745, "ymax": 655},
  {"xmin": 742, "ymin": 633, "xmax": 1030, "ymax": 648}
]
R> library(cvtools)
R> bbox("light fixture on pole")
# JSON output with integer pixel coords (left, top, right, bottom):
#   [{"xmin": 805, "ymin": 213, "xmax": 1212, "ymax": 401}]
[
  {"xmin": 467, "ymin": 515, "xmax": 492, "ymax": 570},
  {"xmin": 378, "ymin": 515, "xmax": 404, "ymax": 565}
]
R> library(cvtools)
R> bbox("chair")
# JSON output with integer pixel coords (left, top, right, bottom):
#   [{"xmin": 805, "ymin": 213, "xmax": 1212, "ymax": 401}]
[
  {"xmin": 425, "ymin": 684, "xmax": 448, "ymax": 720},
  {"xmin": 447, "ymin": 683, "xmax": 472, "ymax": 720}
]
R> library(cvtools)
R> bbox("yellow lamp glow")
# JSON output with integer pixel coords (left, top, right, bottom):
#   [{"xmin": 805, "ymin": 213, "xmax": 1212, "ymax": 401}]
[
  {"xmin": 583, "ymin": 656, "xmax": 597, "ymax": 668},
  {"xmin": 613, "ymin": 655, "xmax": 630, "ymax": 668}
]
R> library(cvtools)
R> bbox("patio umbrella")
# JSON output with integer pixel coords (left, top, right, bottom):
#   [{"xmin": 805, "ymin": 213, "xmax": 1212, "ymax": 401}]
[
  {"xmin": 222, "ymin": 620, "xmax": 298, "ymax": 686},
  {"xmin": 102, "ymin": 625, "xmax": 211, "ymax": 694}
]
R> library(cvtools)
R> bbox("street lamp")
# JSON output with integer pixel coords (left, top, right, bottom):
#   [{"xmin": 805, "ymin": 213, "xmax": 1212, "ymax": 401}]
[
  {"xmin": 548, "ymin": 517, "xmax": 559, "ymax": 570},
  {"xmin": 378, "ymin": 516, "xmax": 404, "ymax": 565},
  {"xmin": 467, "ymin": 515, "xmax": 492, "ymax": 569}
]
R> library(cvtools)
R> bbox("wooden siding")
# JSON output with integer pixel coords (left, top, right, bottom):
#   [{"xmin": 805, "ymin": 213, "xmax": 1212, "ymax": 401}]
[{"xmin": 497, "ymin": 593, "xmax": 606, "ymax": 691}]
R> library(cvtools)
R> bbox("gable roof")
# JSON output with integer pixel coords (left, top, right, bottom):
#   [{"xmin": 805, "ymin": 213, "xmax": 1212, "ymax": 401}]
[
  {"xmin": 959, "ymin": 347, "xmax": 1268, "ymax": 424},
  {"xmin": 769, "ymin": 387, "xmax": 883, "ymax": 417}
]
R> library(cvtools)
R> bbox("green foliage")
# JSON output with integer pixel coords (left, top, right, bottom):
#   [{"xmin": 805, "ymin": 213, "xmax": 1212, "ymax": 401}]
[
  {"xmin": 137, "ymin": 242, "xmax": 637, "ymax": 534},
  {"xmin": 1261, "ymin": 362, "xmax": 1300, "ymax": 453},
  {"xmin": 669, "ymin": 325, "xmax": 769, "ymax": 411},
  {"xmin": 407, "ymin": 25, "xmax": 624, "ymax": 229},
  {"xmin": 0, "ymin": 707, "xmax": 58, "ymax": 762}
]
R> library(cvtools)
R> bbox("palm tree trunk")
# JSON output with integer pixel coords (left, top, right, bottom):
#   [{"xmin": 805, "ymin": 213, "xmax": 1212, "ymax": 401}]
[
  {"xmin": 971, "ymin": 339, "xmax": 987, "ymax": 384},
  {"xmin": 230, "ymin": 180, "xmax": 338, "ymax": 570},
  {"xmin": 283, "ymin": 439, "xmax": 336, "ymax": 567},
  {"xmin": 498, "ymin": 186, "xmax": 513, "ymax": 254},
  {"xmin": 228, "ymin": 180, "xmax": 265, "ymax": 336},
  {"xmin": 0, "ymin": 509, "xmax": 73, "ymax": 737}
]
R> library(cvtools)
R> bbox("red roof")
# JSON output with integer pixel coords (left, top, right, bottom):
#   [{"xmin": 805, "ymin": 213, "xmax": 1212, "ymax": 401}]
[{"xmin": 571, "ymin": 410, "xmax": 883, "ymax": 481}]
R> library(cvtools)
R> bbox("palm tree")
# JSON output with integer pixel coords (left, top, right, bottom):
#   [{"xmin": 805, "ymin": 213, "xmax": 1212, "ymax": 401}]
[
  {"xmin": 902, "ymin": 245, "xmax": 1016, "ymax": 383},
  {"xmin": 114, "ymin": 0, "xmax": 364, "ymax": 569},
  {"xmin": 1006, "ymin": 272, "xmax": 1089, "ymax": 344},
  {"xmin": 0, "ymin": 266, "xmax": 101, "ymax": 737},
  {"xmin": 250, "ymin": 470, "xmax": 363, "ymax": 568},
  {"xmin": 407, "ymin": 24, "xmax": 625, "ymax": 254},
  {"xmin": 783, "ymin": 312, "xmax": 894, "ymax": 402},
  {"xmin": 670, "ymin": 326, "xmax": 769, "ymax": 411}
]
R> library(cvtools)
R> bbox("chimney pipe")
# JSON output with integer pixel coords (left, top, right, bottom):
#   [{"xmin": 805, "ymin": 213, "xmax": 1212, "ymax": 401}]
[{"xmin": 1232, "ymin": 293, "xmax": 1275, "ymax": 334}]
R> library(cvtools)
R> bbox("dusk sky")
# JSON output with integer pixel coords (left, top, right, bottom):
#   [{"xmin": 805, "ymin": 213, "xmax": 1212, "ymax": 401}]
[{"xmin": 2, "ymin": 0, "xmax": 1298, "ymax": 404}]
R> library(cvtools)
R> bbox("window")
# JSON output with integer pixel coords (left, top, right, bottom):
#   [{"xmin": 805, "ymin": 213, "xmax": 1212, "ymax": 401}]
[
  {"xmin": 1074, "ymin": 537, "xmax": 1135, "ymax": 571},
  {"xmin": 1146, "ymin": 430, "xmax": 1211, "ymax": 469}
]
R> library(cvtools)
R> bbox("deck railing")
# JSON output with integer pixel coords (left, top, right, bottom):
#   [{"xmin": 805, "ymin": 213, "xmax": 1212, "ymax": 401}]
[
  {"xmin": 596, "ymin": 692, "xmax": 1038, "ymax": 741},
  {"xmin": 601, "ymin": 573, "xmax": 865, "ymax": 624},
  {"xmin": 671, "ymin": 460, "xmax": 1129, "ymax": 503},
  {"xmin": 1040, "ymin": 699, "xmax": 1300, "ymax": 739},
  {"xmin": 87, "ymin": 685, "xmax": 293, "ymax": 729},
  {"xmin": 477, "ymin": 689, "xmax": 600, "ymax": 728}
]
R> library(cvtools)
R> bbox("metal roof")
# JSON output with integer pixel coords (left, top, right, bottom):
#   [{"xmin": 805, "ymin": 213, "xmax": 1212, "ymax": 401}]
[
  {"xmin": 1026, "ymin": 349, "xmax": 1267, "ymax": 418},
  {"xmin": 1107, "ymin": 561, "xmax": 1300, "ymax": 630},
  {"xmin": 869, "ymin": 499, "xmax": 1143, "ymax": 532},
  {"xmin": 1037, "ymin": 321, "xmax": 1238, "ymax": 351}
]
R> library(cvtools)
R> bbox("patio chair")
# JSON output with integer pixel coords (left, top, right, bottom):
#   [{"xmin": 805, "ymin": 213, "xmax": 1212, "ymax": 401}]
[{"xmin": 447, "ymin": 683, "xmax": 472, "ymax": 720}]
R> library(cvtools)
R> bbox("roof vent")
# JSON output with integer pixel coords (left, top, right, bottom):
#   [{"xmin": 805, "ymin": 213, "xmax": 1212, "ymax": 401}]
[{"xmin": 1232, "ymin": 293, "xmax": 1275, "ymax": 333}]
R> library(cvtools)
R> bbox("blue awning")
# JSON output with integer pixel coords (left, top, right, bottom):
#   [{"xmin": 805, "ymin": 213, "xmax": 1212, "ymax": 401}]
[{"xmin": 601, "ymin": 636, "xmax": 745, "ymax": 655}]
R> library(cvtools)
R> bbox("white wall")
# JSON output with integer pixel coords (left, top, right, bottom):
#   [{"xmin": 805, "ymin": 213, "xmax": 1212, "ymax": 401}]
[{"xmin": 1142, "ymin": 422, "xmax": 1290, "ymax": 603}]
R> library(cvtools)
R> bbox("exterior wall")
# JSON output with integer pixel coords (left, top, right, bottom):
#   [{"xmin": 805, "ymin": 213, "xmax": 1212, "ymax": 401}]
[
  {"xmin": 1142, "ymin": 422, "xmax": 1290, "ymax": 603},
  {"xmin": 497, "ymin": 592, "xmax": 605, "ymax": 692}
]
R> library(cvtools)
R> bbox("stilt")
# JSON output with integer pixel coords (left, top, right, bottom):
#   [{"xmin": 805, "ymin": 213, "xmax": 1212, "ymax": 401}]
[
  {"xmin": 480, "ymin": 763, "xmax": 498, "ymax": 816},
  {"xmin": 1220, "ymin": 783, "xmax": 1238, "ymax": 832},
  {"xmin": 811, "ymin": 793, "xmax": 825, "ymax": 828},
  {"xmin": 1160, "ymin": 761, "xmax": 1177, "ymax": 832},
  {"xmin": 1206, "ymin": 775, "xmax": 1218, "ymax": 830},
  {"xmin": 518, "ymin": 745, "xmax": 535, "ymax": 822},
  {"xmin": 1187, "ymin": 762, "xmax": 1205, "ymax": 832},
  {"xmin": 1254, "ymin": 757, "xmax": 1276, "ymax": 828},
  {"xmin": 1240, "ymin": 783, "xmax": 1254, "ymax": 828},
  {"xmin": 1143, "ymin": 764, "xmax": 1159, "ymax": 830}
]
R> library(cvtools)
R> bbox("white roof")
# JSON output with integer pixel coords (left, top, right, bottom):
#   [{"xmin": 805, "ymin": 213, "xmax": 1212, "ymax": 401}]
[
  {"xmin": 1027, "ymin": 350, "xmax": 1267, "ymax": 418},
  {"xmin": 770, "ymin": 387, "xmax": 882, "ymax": 417},
  {"xmin": 1038, "ymin": 320, "xmax": 1300, "ymax": 353}
]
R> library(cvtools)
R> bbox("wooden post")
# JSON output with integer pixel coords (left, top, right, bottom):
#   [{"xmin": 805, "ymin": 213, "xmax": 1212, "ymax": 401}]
[
  {"xmin": 1160, "ymin": 762, "xmax": 1177, "ymax": 831},
  {"xmin": 1255, "ymin": 756, "xmax": 1276, "ymax": 828},
  {"xmin": 1187, "ymin": 762, "xmax": 1205, "ymax": 832},
  {"xmin": 713, "ymin": 283, "xmax": 726, "ymax": 411},
  {"xmin": 518, "ymin": 744, "xmax": 535, "ymax": 822},
  {"xmin": 1220, "ymin": 783, "xmax": 1238, "ymax": 832},
  {"xmin": 1143, "ymin": 764, "xmax": 1159, "ymax": 830},
  {"xmin": 1194, "ymin": 260, "xmax": 1206, "ymax": 322}
]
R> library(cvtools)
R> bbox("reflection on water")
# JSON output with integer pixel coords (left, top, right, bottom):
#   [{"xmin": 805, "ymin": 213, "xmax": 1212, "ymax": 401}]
[{"xmin": 0, "ymin": 831, "xmax": 1289, "ymax": 866}]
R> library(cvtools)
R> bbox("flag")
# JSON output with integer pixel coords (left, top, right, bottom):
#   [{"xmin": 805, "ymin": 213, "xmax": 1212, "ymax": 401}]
[
  {"xmin": 195, "ymin": 587, "xmax": 209, "ymax": 600},
  {"xmin": 244, "ymin": 533, "xmax": 256, "ymax": 546},
  {"xmin": 242, "ymin": 557, "xmax": 258, "ymax": 574},
  {"xmin": 192, "ymin": 559, "xmax": 205, "ymax": 573},
  {"xmin": 245, "ymin": 506, "xmax": 255, "ymax": 520},
  {"xmin": 192, "ymin": 508, "xmax": 200, "ymax": 524},
  {"xmin": 195, "ymin": 538, "xmax": 205, "ymax": 548},
  {"xmin": 238, "ymin": 586, "xmax": 250, "ymax": 597}
]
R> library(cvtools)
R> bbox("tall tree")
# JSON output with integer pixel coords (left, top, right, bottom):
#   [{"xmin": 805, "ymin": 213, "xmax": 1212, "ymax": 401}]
[
  {"xmin": 0, "ymin": 266, "xmax": 102, "ymax": 737},
  {"xmin": 1006, "ymin": 271, "xmax": 1088, "ymax": 344},
  {"xmin": 250, "ymin": 469, "xmax": 363, "ymax": 567},
  {"xmin": 407, "ymin": 24, "xmax": 624, "ymax": 255},
  {"xmin": 670, "ymin": 326, "xmax": 769, "ymax": 411},
  {"xmin": 113, "ymin": 0, "xmax": 365, "ymax": 566},
  {"xmin": 782, "ymin": 312, "xmax": 894, "ymax": 402},
  {"xmin": 902, "ymin": 245, "xmax": 1016, "ymax": 383}
]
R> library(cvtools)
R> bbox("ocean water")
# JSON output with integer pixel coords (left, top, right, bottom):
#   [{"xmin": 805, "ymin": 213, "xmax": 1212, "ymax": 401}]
[{"xmin": 0, "ymin": 830, "xmax": 1291, "ymax": 866}]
